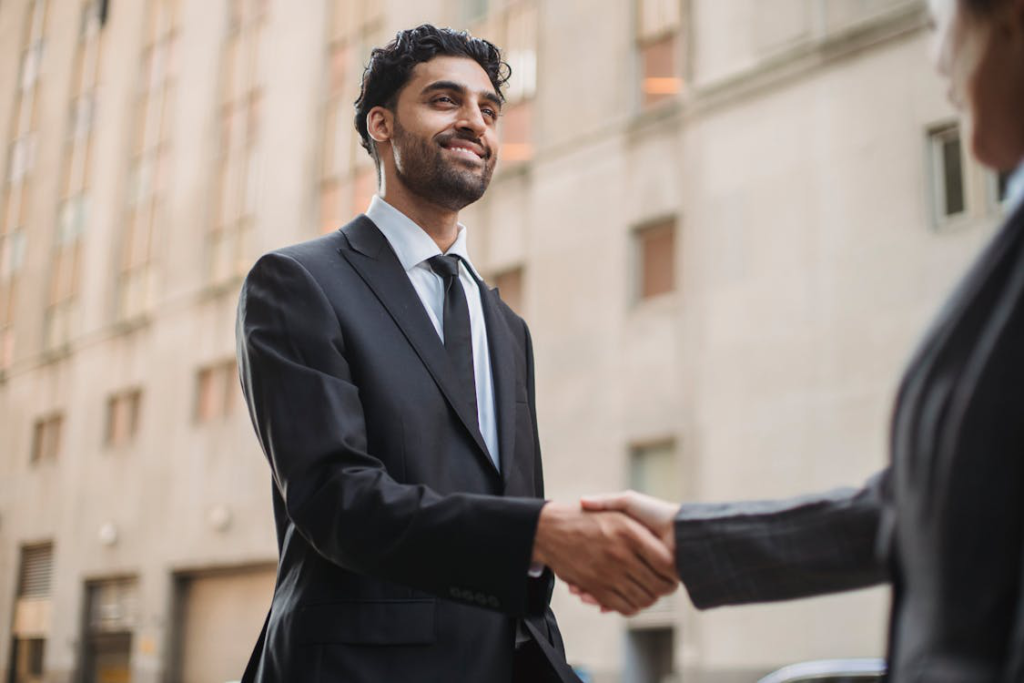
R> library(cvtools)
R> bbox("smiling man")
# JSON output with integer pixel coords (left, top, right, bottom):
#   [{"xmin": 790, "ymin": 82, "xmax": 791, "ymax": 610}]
[{"xmin": 235, "ymin": 25, "xmax": 676, "ymax": 683}]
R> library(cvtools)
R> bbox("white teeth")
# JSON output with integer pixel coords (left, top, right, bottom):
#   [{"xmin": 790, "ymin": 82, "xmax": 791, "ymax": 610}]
[{"xmin": 448, "ymin": 146, "xmax": 480, "ymax": 159}]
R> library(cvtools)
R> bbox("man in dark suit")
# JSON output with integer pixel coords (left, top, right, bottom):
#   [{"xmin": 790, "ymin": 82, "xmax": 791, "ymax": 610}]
[{"xmin": 235, "ymin": 25, "xmax": 676, "ymax": 683}]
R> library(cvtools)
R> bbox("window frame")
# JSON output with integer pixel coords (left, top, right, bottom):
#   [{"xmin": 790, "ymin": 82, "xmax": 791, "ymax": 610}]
[
  {"xmin": 30, "ymin": 413, "xmax": 63, "ymax": 463},
  {"xmin": 631, "ymin": 216, "xmax": 678, "ymax": 304},
  {"xmin": 635, "ymin": 0, "xmax": 685, "ymax": 112},
  {"xmin": 927, "ymin": 122, "xmax": 969, "ymax": 228}
]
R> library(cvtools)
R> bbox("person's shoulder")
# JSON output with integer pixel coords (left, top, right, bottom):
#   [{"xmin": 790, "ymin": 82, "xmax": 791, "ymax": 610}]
[
  {"xmin": 270, "ymin": 224, "xmax": 350, "ymax": 265},
  {"xmin": 255, "ymin": 216, "xmax": 373, "ymax": 273}
]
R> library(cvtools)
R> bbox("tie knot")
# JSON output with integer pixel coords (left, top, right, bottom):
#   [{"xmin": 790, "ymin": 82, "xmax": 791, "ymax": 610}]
[{"xmin": 427, "ymin": 254, "xmax": 461, "ymax": 280}]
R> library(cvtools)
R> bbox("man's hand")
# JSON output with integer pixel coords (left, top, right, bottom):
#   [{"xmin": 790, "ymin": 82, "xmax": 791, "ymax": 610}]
[
  {"xmin": 580, "ymin": 490, "xmax": 679, "ymax": 555},
  {"xmin": 565, "ymin": 491, "xmax": 681, "ymax": 613},
  {"xmin": 532, "ymin": 501, "xmax": 677, "ymax": 616}
]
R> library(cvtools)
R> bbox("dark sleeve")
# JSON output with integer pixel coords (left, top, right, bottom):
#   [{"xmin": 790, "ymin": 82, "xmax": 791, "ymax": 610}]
[
  {"xmin": 522, "ymin": 320, "xmax": 558, "ymax": 609},
  {"xmin": 236, "ymin": 252, "xmax": 547, "ymax": 616},
  {"xmin": 524, "ymin": 322, "xmax": 545, "ymax": 499},
  {"xmin": 674, "ymin": 469, "xmax": 891, "ymax": 609}
]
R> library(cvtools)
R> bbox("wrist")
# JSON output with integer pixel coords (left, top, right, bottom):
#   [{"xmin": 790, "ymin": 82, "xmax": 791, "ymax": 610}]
[{"xmin": 531, "ymin": 500, "xmax": 569, "ymax": 566}]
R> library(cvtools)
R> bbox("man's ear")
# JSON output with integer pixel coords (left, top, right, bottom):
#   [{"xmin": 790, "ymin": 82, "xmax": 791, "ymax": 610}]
[{"xmin": 366, "ymin": 106, "xmax": 393, "ymax": 144}]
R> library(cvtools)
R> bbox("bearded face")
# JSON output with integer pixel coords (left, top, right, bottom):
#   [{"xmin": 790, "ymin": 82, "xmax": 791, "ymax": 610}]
[{"xmin": 390, "ymin": 115, "xmax": 497, "ymax": 212}]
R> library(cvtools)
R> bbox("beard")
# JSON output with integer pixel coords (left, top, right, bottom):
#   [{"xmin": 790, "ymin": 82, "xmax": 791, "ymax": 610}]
[{"xmin": 390, "ymin": 118, "xmax": 496, "ymax": 212}]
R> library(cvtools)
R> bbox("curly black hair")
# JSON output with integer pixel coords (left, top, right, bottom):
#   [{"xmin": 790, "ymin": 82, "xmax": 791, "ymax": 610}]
[{"xmin": 353, "ymin": 24, "xmax": 511, "ymax": 170}]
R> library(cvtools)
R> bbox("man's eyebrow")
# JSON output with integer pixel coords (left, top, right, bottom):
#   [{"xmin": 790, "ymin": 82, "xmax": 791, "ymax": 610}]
[{"xmin": 422, "ymin": 80, "xmax": 503, "ymax": 109}]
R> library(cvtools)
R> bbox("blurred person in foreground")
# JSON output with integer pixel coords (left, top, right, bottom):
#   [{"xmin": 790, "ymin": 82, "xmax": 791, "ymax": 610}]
[
  {"xmin": 235, "ymin": 25, "xmax": 675, "ymax": 683},
  {"xmin": 579, "ymin": 0, "xmax": 1024, "ymax": 680}
]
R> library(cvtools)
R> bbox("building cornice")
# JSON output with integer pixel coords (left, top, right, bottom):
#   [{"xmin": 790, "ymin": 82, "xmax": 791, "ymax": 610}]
[{"xmin": 685, "ymin": 2, "xmax": 930, "ymax": 120}]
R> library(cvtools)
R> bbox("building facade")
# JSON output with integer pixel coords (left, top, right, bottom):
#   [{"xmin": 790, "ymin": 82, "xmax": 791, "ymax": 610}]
[{"xmin": 0, "ymin": 1, "xmax": 1012, "ymax": 682}]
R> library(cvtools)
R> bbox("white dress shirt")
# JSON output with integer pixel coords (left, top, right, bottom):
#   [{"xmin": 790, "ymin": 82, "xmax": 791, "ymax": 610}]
[{"xmin": 365, "ymin": 195, "xmax": 500, "ymax": 470}]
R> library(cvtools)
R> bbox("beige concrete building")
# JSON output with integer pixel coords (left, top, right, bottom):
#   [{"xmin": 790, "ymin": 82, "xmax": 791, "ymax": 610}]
[{"xmin": 0, "ymin": 0, "xmax": 1013, "ymax": 681}]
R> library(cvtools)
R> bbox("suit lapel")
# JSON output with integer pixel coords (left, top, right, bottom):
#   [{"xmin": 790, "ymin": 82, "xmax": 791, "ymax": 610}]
[
  {"xmin": 476, "ymin": 282, "xmax": 518, "ymax": 485},
  {"xmin": 338, "ymin": 216, "xmax": 497, "ymax": 477}
]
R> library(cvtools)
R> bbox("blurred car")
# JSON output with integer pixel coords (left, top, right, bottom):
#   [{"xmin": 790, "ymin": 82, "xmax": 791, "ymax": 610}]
[{"xmin": 756, "ymin": 658, "xmax": 886, "ymax": 683}]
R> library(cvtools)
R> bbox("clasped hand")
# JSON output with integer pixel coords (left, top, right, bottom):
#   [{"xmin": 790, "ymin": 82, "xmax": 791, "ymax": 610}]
[{"xmin": 531, "ymin": 491, "xmax": 681, "ymax": 616}]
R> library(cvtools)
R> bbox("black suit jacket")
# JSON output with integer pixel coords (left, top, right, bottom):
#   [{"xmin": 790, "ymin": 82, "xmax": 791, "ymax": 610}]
[
  {"xmin": 235, "ymin": 216, "xmax": 577, "ymax": 682},
  {"xmin": 673, "ymin": 200, "xmax": 1024, "ymax": 683}
]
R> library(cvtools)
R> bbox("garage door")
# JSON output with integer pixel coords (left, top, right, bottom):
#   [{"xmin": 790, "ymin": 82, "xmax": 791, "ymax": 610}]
[{"xmin": 177, "ymin": 567, "xmax": 276, "ymax": 683}]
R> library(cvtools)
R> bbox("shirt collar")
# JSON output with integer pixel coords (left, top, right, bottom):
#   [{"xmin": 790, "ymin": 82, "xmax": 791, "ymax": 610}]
[{"xmin": 365, "ymin": 195, "xmax": 482, "ymax": 279}]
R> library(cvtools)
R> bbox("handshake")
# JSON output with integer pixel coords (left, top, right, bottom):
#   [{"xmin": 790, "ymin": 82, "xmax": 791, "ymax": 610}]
[{"xmin": 531, "ymin": 491, "xmax": 682, "ymax": 616}]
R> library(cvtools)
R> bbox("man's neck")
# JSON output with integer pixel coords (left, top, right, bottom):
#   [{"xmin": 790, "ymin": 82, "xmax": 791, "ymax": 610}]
[{"xmin": 380, "ymin": 180, "xmax": 461, "ymax": 253}]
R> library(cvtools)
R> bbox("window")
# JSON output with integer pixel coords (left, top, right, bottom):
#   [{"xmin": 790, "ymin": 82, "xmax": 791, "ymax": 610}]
[
  {"xmin": 637, "ymin": 0, "xmax": 683, "ymax": 110},
  {"xmin": 470, "ymin": 0, "xmax": 538, "ymax": 163},
  {"xmin": 18, "ymin": 544, "xmax": 53, "ymax": 598},
  {"xmin": 83, "ymin": 579, "xmax": 138, "ymax": 683},
  {"xmin": 12, "ymin": 544, "xmax": 53, "ymax": 683},
  {"xmin": 119, "ymin": 0, "xmax": 179, "ymax": 319},
  {"xmin": 995, "ymin": 169, "xmax": 1013, "ymax": 207},
  {"xmin": 9, "ymin": 136, "xmax": 36, "ymax": 184},
  {"xmin": 1, "ymin": 0, "xmax": 49, "ymax": 371},
  {"xmin": 105, "ymin": 389, "xmax": 142, "ymax": 447},
  {"xmin": 46, "ymin": 0, "xmax": 101, "ymax": 349},
  {"xmin": 634, "ymin": 219, "xmax": 677, "ymax": 301},
  {"xmin": 318, "ymin": 1, "xmax": 384, "ymax": 233},
  {"xmin": 624, "ymin": 627, "xmax": 676, "ymax": 683},
  {"xmin": 494, "ymin": 267, "xmax": 524, "ymax": 315},
  {"xmin": 19, "ymin": 42, "xmax": 44, "ymax": 92},
  {"xmin": 195, "ymin": 360, "xmax": 238, "ymax": 423},
  {"xmin": 12, "ymin": 638, "xmax": 46, "ymax": 681},
  {"xmin": 86, "ymin": 579, "xmax": 139, "ymax": 633},
  {"xmin": 929, "ymin": 124, "xmax": 966, "ymax": 223},
  {"xmin": 629, "ymin": 440, "xmax": 678, "ymax": 501},
  {"xmin": 31, "ymin": 414, "xmax": 62, "ymax": 462},
  {"xmin": 209, "ymin": 0, "xmax": 267, "ymax": 282}
]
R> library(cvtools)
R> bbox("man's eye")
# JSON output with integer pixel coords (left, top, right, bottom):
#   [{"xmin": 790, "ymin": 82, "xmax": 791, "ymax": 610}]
[
  {"xmin": 482, "ymin": 108, "xmax": 497, "ymax": 120},
  {"xmin": 434, "ymin": 96, "xmax": 456, "ymax": 105}
]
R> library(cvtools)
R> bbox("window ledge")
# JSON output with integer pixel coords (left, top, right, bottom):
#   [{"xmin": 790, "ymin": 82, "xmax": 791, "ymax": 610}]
[
  {"xmin": 200, "ymin": 275, "xmax": 246, "ymax": 302},
  {"xmin": 630, "ymin": 291, "xmax": 679, "ymax": 315},
  {"xmin": 112, "ymin": 314, "xmax": 153, "ymax": 336},
  {"xmin": 931, "ymin": 211, "xmax": 1003, "ymax": 235},
  {"xmin": 39, "ymin": 344, "xmax": 73, "ymax": 366},
  {"xmin": 688, "ymin": 2, "xmax": 928, "ymax": 120},
  {"xmin": 628, "ymin": 99, "xmax": 685, "ymax": 138}
]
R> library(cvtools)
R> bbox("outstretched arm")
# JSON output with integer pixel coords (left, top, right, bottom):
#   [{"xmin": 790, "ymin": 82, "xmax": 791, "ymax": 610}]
[{"xmin": 579, "ymin": 470, "xmax": 891, "ymax": 610}]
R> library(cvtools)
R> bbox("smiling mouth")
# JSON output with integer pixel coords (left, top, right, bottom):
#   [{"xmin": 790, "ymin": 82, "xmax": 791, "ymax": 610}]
[
  {"xmin": 446, "ymin": 149, "xmax": 483, "ymax": 164},
  {"xmin": 440, "ymin": 140, "xmax": 486, "ymax": 162}
]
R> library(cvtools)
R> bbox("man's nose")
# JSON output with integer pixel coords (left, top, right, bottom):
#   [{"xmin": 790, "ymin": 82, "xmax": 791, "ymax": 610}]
[{"xmin": 456, "ymin": 105, "xmax": 487, "ymax": 137}]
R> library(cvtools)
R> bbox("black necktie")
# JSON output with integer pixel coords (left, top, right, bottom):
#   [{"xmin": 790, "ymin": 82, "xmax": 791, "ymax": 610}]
[{"xmin": 427, "ymin": 255, "xmax": 478, "ymax": 419}]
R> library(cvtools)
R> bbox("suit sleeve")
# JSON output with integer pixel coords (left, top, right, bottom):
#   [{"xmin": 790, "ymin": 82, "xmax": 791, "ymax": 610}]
[
  {"xmin": 521, "ymin": 320, "xmax": 559, "ymax": 603},
  {"xmin": 524, "ymin": 322, "xmax": 545, "ymax": 500},
  {"xmin": 674, "ymin": 469, "xmax": 891, "ymax": 609},
  {"xmin": 236, "ymin": 252, "xmax": 548, "ymax": 616}
]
